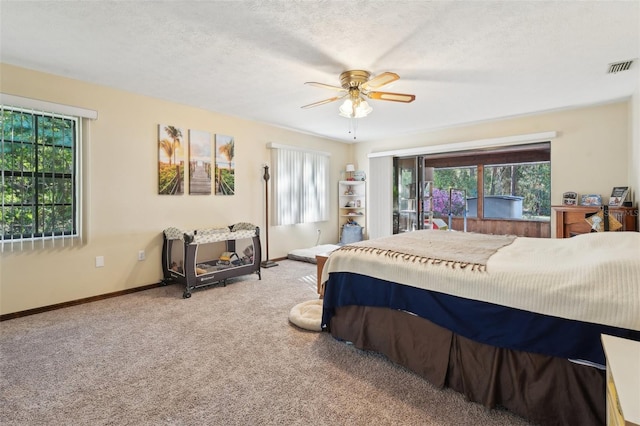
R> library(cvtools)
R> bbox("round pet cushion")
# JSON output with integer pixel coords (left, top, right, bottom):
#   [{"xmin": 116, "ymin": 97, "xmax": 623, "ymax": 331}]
[{"xmin": 288, "ymin": 299, "xmax": 323, "ymax": 331}]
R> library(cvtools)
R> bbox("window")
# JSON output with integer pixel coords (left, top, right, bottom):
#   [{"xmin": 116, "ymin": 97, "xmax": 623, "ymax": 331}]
[
  {"xmin": 1, "ymin": 106, "xmax": 79, "ymax": 249},
  {"xmin": 432, "ymin": 166, "xmax": 477, "ymax": 216},
  {"xmin": 483, "ymin": 162, "xmax": 550, "ymax": 219},
  {"xmin": 426, "ymin": 142, "xmax": 550, "ymax": 221},
  {"xmin": 270, "ymin": 145, "xmax": 330, "ymax": 226}
]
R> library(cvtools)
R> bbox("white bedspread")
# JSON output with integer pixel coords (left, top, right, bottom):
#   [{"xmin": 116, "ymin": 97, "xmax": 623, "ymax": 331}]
[{"xmin": 322, "ymin": 231, "xmax": 640, "ymax": 331}]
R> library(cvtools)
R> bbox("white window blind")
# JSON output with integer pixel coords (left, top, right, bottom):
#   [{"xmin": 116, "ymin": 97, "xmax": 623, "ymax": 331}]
[
  {"xmin": 269, "ymin": 144, "xmax": 330, "ymax": 226},
  {"xmin": 368, "ymin": 156, "xmax": 393, "ymax": 239}
]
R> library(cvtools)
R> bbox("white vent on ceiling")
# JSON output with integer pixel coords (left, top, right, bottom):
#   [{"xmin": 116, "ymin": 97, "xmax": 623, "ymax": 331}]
[{"xmin": 607, "ymin": 60, "xmax": 633, "ymax": 74}]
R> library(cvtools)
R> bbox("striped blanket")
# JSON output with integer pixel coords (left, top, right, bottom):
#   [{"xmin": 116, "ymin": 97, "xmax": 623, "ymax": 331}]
[{"xmin": 335, "ymin": 231, "xmax": 516, "ymax": 271}]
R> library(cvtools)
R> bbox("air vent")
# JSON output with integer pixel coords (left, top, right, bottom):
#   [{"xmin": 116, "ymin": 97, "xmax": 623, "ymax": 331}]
[{"xmin": 607, "ymin": 60, "xmax": 633, "ymax": 74}]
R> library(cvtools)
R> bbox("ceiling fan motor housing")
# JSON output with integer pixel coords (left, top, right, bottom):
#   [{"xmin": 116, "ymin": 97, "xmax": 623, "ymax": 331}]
[{"xmin": 340, "ymin": 70, "xmax": 371, "ymax": 89}]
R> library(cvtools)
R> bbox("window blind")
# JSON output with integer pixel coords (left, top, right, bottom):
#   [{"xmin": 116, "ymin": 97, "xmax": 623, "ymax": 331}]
[
  {"xmin": 368, "ymin": 156, "xmax": 393, "ymax": 238},
  {"xmin": 269, "ymin": 144, "xmax": 330, "ymax": 226}
]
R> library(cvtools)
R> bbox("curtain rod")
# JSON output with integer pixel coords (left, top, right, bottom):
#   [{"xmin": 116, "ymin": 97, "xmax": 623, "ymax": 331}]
[
  {"xmin": 267, "ymin": 142, "xmax": 331, "ymax": 157},
  {"xmin": 367, "ymin": 131, "xmax": 557, "ymax": 158},
  {"xmin": 0, "ymin": 93, "xmax": 98, "ymax": 119}
]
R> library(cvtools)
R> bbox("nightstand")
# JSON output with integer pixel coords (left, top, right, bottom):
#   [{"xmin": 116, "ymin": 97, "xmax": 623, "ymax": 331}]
[{"xmin": 601, "ymin": 334, "xmax": 640, "ymax": 426}]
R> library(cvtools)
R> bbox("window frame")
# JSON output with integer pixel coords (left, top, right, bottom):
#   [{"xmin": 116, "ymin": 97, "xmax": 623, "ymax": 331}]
[
  {"xmin": 425, "ymin": 142, "xmax": 551, "ymax": 221},
  {"xmin": 1, "ymin": 105, "xmax": 81, "ymax": 249}
]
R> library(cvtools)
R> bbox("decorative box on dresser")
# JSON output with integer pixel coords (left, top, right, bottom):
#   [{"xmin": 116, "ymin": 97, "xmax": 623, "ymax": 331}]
[
  {"xmin": 601, "ymin": 334, "xmax": 640, "ymax": 426},
  {"xmin": 552, "ymin": 205, "xmax": 638, "ymax": 238}
]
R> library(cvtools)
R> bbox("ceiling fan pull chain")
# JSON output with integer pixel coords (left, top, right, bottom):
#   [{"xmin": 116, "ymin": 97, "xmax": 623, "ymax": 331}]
[
  {"xmin": 352, "ymin": 117, "xmax": 358, "ymax": 140},
  {"xmin": 346, "ymin": 116, "xmax": 356, "ymax": 139}
]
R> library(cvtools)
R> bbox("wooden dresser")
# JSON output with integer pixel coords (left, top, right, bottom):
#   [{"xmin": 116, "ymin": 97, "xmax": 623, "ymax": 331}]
[{"xmin": 552, "ymin": 205, "xmax": 638, "ymax": 238}]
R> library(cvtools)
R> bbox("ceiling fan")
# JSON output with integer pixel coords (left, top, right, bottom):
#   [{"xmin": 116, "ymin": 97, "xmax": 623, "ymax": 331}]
[{"xmin": 301, "ymin": 70, "xmax": 416, "ymax": 119}]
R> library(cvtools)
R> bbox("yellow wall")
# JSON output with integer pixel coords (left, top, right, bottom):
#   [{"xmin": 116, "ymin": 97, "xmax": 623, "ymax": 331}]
[
  {"xmin": 0, "ymin": 64, "xmax": 350, "ymax": 315},
  {"xmin": 353, "ymin": 100, "xmax": 634, "ymax": 232},
  {"xmin": 1, "ymin": 63, "xmax": 637, "ymax": 315}
]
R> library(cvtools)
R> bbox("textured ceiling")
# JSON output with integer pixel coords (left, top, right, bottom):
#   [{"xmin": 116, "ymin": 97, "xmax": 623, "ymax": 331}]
[{"xmin": 1, "ymin": 1, "xmax": 639, "ymax": 143}]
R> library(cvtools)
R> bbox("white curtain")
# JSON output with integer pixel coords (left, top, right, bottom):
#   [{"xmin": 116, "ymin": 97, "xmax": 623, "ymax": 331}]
[
  {"xmin": 271, "ymin": 146, "xmax": 330, "ymax": 226},
  {"xmin": 368, "ymin": 156, "xmax": 393, "ymax": 238}
]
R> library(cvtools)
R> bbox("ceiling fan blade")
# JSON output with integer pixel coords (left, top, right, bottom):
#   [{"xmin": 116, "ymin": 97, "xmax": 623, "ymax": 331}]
[
  {"xmin": 304, "ymin": 82, "xmax": 346, "ymax": 92},
  {"xmin": 367, "ymin": 91, "xmax": 416, "ymax": 103},
  {"xmin": 301, "ymin": 95, "xmax": 346, "ymax": 109},
  {"xmin": 361, "ymin": 72, "xmax": 399, "ymax": 90}
]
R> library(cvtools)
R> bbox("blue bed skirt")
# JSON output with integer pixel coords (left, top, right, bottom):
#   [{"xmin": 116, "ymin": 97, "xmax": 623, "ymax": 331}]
[{"xmin": 321, "ymin": 272, "xmax": 640, "ymax": 366}]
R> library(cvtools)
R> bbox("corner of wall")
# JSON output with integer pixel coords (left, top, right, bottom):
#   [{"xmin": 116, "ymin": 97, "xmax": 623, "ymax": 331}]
[{"xmin": 630, "ymin": 88, "xmax": 640, "ymax": 203}]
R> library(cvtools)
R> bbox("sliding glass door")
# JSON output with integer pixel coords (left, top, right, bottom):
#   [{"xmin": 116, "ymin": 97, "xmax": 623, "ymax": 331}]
[{"xmin": 393, "ymin": 156, "xmax": 430, "ymax": 233}]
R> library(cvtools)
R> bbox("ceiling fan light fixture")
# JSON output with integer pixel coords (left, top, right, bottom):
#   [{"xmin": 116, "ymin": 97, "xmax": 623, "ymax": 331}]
[
  {"xmin": 339, "ymin": 99, "xmax": 372, "ymax": 118},
  {"xmin": 302, "ymin": 69, "xmax": 413, "ymax": 139}
]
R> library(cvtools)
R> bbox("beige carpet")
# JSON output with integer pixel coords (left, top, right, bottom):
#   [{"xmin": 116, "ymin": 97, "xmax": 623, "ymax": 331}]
[{"xmin": 0, "ymin": 260, "xmax": 532, "ymax": 425}]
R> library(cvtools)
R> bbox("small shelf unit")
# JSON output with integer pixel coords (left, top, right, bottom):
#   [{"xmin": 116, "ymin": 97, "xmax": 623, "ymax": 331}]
[{"xmin": 338, "ymin": 180, "xmax": 366, "ymax": 242}]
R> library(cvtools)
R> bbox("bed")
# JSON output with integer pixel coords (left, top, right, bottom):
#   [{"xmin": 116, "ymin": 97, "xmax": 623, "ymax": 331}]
[{"xmin": 320, "ymin": 230, "xmax": 640, "ymax": 426}]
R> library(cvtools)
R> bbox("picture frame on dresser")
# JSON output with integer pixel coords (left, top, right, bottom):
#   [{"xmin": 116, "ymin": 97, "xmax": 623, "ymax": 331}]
[
  {"xmin": 562, "ymin": 191, "xmax": 578, "ymax": 205},
  {"xmin": 608, "ymin": 186, "xmax": 629, "ymax": 207},
  {"xmin": 580, "ymin": 194, "xmax": 602, "ymax": 206}
]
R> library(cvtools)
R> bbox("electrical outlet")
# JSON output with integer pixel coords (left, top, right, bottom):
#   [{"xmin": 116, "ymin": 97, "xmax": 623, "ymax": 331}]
[
  {"xmin": 95, "ymin": 256, "xmax": 104, "ymax": 268},
  {"xmin": 138, "ymin": 250, "xmax": 145, "ymax": 261}
]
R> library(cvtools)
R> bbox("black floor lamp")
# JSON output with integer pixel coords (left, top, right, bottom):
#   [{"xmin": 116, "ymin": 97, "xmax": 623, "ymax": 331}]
[{"xmin": 261, "ymin": 164, "xmax": 278, "ymax": 268}]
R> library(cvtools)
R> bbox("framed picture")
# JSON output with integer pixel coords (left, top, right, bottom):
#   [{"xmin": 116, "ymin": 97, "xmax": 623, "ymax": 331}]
[
  {"xmin": 562, "ymin": 191, "xmax": 577, "ymax": 206},
  {"xmin": 188, "ymin": 129, "xmax": 212, "ymax": 195},
  {"xmin": 158, "ymin": 124, "xmax": 185, "ymax": 195},
  {"xmin": 215, "ymin": 134, "xmax": 235, "ymax": 195},
  {"xmin": 609, "ymin": 186, "xmax": 629, "ymax": 207},
  {"xmin": 580, "ymin": 194, "xmax": 602, "ymax": 206}
]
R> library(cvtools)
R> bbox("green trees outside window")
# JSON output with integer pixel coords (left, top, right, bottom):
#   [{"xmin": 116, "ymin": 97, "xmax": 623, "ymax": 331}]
[
  {"xmin": 483, "ymin": 162, "xmax": 551, "ymax": 219},
  {"xmin": 433, "ymin": 162, "xmax": 550, "ymax": 220},
  {"xmin": 1, "ymin": 107, "xmax": 77, "ymax": 241}
]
